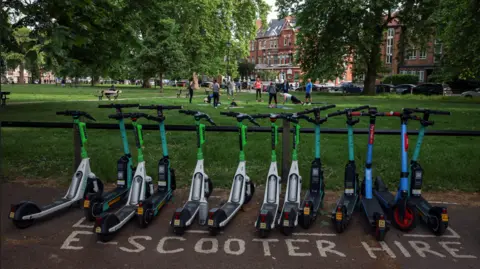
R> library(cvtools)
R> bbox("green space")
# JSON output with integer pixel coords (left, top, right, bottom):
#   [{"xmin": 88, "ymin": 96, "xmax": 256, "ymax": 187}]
[{"xmin": 1, "ymin": 85, "xmax": 480, "ymax": 192}]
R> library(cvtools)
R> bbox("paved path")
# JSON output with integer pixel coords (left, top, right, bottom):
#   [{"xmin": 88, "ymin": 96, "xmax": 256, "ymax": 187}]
[{"xmin": 2, "ymin": 182, "xmax": 479, "ymax": 269}]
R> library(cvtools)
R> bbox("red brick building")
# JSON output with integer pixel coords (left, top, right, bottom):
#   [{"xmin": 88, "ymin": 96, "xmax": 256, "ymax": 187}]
[
  {"xmin": 248, "ymin": 16, "xmax": 301, "ymax": 82},
  {"xmin": 380, "ymin": 18, "xmax": 443, "ymax": 83}
]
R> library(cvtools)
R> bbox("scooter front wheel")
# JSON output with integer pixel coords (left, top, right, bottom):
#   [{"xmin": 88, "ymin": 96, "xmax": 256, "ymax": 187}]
[
  {"xmin": 205, "ymin": 178, "xmax": 214, "ymax": 199},
  {"xmin": 244, "ymin": 181, "xmax": 255, "ymax": 204},
  {"xmin": 393, "ymin": 204, "xmax": 417, "ymax": 232}
]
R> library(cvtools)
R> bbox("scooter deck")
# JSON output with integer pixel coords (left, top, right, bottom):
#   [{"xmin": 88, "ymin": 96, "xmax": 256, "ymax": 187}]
[
  {"xmin": 220, "ymin": 202, "xmax": 241, "ymax": 216},
  {"xmin": 409, "ymin": 196, "xmax": 432, "ymax": 215},
  {"xmin": 41, "ymin": 198, "xmax": 71, "ymax": 211},
  {"xmin": 282, "ymin": 201, "xmax": 299, "ymax": 213},
  {"xmin": 183, "ymin": 200, "xmax": 200, "ymax": 214},
  {"xmin": 145, "ymin": 191, "xmax": 171, "ymax": 206},
  {"xmin": 361, "ymin": 197, "xmax": 387, "ymax": 225},
  {"xmin": 303, "ymin": 191, "xmax": 323, "ymax": 211},
  {"xmin": 116, "ymin": 205, "xmax": 138, "ymax": 220},
  {"xmin": 102, "ymin": 187, "xmax": 128, "ymax": 202},
  {"xmin": 260, "ymin": 203, "xmax": 278, "ymax": 213},
  {"xmin": 333, "ymin": 194, "xmax": 358, "ymax": 215},
  {"xmin": 374, "ymin": 190, "xmax": 395, "ymax": 208}
]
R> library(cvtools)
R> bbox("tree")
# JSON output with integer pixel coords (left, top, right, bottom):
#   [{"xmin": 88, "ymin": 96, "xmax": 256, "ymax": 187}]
[
  {"xmin": 3, "ymin": 27, "xmax": 39, "ymax": 84},
  {"xmin": 277, "ymin": 0, "xmax": 437, "ymax": 95},
  {"xmin": 433, "ymin": 0, "xmax": 480, "ymax": 80},
  {"xmin": 256, "ymin": 70, "xmax": 279, "ymax": 81},
  {"xmin": 238, "ymin": 62, "xmax": 256, "ymax": 79}
]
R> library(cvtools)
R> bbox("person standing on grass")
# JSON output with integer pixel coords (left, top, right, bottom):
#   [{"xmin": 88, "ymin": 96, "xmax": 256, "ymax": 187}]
[
  {"xmin": 305, "ymin": 78, "xmax": 313, "ymax": 105},
  {"xmin": 283, "ymin": 80, "xmax": 289, "ymax": 93},
  {"xmin": 212, "ymin": 79, "xmax": 220, "ymax": 108},
  {"xmin": 228, "ymin": 80, "xmax": 235, "ymax": 100},
  {"xmin": 268, "ymin": 82, "xmax": 277, "ymax": 107},
  {"xmin": 254, "ymin": 77, "xmax": 262, "ymax": 101},
  {"xmin": 188, "ymin": 78, "xmax": 194, "ymax": 104}
]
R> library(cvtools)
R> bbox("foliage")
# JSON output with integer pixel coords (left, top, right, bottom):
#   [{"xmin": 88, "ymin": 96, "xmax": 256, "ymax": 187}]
[
  {"xmin": 276, "ymin": 0, "xmax": 438, "ymax": 95},
  {"xmin": 237, "ymin": 62, "xmax": 256, "ymax": 79},
  {"xmin": 433, "ymin": 0, "xmax": 480, "ymax": 80},
  {"xmin": 383, "ymin": 74, "xmax": 418, "ymax": 85},
  {"xmin": 256, "ymin": 70, "xmax": 279, "ymax": 81}
]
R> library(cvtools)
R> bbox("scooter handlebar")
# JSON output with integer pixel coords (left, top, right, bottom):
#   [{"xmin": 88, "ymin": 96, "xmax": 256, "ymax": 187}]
[
  {"xmin": 297, "ymin": 104, "xmax": 336, "ymax": 115},
  {"xmin": 179, "ymin": 110, "xmax": 216, "ymax": 125}
]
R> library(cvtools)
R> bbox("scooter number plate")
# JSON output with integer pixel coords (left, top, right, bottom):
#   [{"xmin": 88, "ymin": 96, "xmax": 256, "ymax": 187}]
[
  {"xmin": 441, "ymin": 214, "xmax": 448, "ymax": 222},
  {"xmin": 174, "ymin": 219, "xmax": 180, "ymax": 226},
  {"xmin": 304, "ymin": 207, "xmax": 310, "ymax": 215},
  {"xmin": 283, "ymin": 220, "xmax": 289, "ymax": 226},
  {"xmin": 137, "ymin": 207, "xmax": 143, "ymax": 215},
  {"xmin": 95, "ymin": 227, "xmax": 101, "ymax": 233},
  {"xmin": 378, "ymin": 220, "xmax": 385, "ymax": 228},
  {"xmin": 83, "ymin": 200, "xmax": 90, "ymax": 208},
  {"xmin": 260, "ymin": 223, "xmax": 267, "ymax": 229},
  {"xmin": 335, "ymin": 212, "xmax": 342, "ymax": 221},
  {"xmin": 208, "ymin": 219, "xmax": 214, "ymax": 226},
  {"xmin": 9, "ymin": 212, "xmax": 14, "ymax": 219}
]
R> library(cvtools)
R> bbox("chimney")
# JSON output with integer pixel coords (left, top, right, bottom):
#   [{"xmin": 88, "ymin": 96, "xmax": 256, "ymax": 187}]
[{"xmin": 256, "ymin": 19, "xmax": 262, "ymax": 30}]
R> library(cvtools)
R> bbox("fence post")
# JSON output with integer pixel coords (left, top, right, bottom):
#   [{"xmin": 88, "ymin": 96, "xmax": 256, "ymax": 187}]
[
  {"xmin": 73, "ymin": 123, "xmax": 81, "ymax": 170},
  {"xmin": 281, "ymin": 119, "xmax": 291, "ymax": 184}
]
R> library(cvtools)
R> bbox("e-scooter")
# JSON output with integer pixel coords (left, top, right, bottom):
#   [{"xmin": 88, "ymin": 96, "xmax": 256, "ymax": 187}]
[
  {"xmin": 295, "ymin": 105, "xmax": 336, "ymax": 229},
  {"xmin": 83, "ymin": 104, "xmax": 139, "ymax": 221},
  {"xmin": 352, "ymin": 107, "xmax": 395, "ymax": 241},
  {"xmin": 171, "ymin": 109, "xmax": 216, "ymax": 235},
  {"xmin": 252, "ymin": 113, "xmax": 285, "ymax": 238},
  {"xmin": 374, "ymin": 109, "xmax": 421, "ymax": 232},
  {"xmin": 9, "ymin": 110, "xmax": 103, "ymax": 229},
  {"xmin": 276, "ymin": 112, "xmax": 308, "ymax": 235},
  {"xmin": 136, "ymin": 105, "xmax": 182, "ymax": 228},
  {"xmin": 95, "ymin": 112, "xmax": 156, "ymax": 241},
  {"xmin": 207, "ymin": 112, "xmax": 259, "ymax": 236},
  {"xmin": 327, "ymin": 105, "xmax": 369, "ymax": 233},
  {"xmin": 404, "ymin": 107, "xmax": 451, "ymax": 235}
]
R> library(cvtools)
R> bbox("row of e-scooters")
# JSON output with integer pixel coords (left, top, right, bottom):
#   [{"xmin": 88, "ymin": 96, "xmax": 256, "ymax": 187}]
[{"xmin": 8, "ymin": 103, "xmax": 451, "ymax": 242}]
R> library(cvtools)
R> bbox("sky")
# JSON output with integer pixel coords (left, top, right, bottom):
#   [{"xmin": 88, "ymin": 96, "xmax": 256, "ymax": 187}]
[{"xmin": 265, "ymin": 0, "xmax": 278, "ymax": 22}]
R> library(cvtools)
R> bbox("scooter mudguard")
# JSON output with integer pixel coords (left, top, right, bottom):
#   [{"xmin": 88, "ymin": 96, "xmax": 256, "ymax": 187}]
[
  {"xmin": 9, "ymin": 202, "xmax": 41, "ymax": 220},
  {"xmin": 95, "ymin": 213, "xmax": 120, "ymax": 235},
  {"xmin": 256, "ymin": 210, "xmax": 274, "ymax": 230},
  {"xmin": 208, "ymin": 208, "xmax": 227, "ymax": 228},
  {"xmin": 281, "ymin": 208, "xmax": 297, "ymax": 228},
  {"xmin": 171, "ymin": 207, "xmax": 192, "ymax": 228}
]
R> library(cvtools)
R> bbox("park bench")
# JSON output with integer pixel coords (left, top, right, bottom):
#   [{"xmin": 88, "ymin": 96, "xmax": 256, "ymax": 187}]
[
  {"xmin": 95, "ymin": 90, "xmax": 121, "ymax": 100},
  {"xmin": 0, "ymin": 91, "xmax": 11, "ymax": 106}
]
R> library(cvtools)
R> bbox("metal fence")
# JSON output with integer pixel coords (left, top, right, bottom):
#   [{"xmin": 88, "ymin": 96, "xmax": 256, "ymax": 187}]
[{"xmin": 2, "ymin": 120, "xmax": 480, "ymax": 182}]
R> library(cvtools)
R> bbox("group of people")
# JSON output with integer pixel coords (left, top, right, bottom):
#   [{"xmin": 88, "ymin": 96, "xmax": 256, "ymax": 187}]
[
  {"xmin": 253, "ymin": 77, "xmax": 313, "ymax": 107},
  {"xmin": 187, "ymin": 76, "xmax": 314, "ymax": 108}
]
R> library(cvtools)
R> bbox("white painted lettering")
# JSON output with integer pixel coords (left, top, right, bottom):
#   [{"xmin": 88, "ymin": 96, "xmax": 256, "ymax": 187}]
[
  {"xmin": 120, "ymin": 236, "xmax": 152, "ymax": 253},
  {"xmin": 156, "ymin": 236, "xmax": 186, "ymax": 254},
  {"xmin": 194, "ymin": 238, "xmax": 219, "ymax": 254},
  {"xmin": 285, "ymin": 239, "xmax": 311, "ymax": 257},
  {"xmin": 394, "ymin": 241, "xmax": 411, "ymax": 257},
  {"xmin": 316, "ymin": 240, "xmax": 346, "ymax": 257},
  {"xmin": 72, "ymin": 217, "xmax": 94, "ymax": 229},
  {"xmin": 252, "ymin": 239, "xmax": 279, "ymax": 256},
  {"xmin": 439, "ymin": 241, "xmax": 477, "ymax": 259},
  {"xmin": 224, "ymin": 239, "xmax": 245, "ymax": 255},
  {"xmin": 361, "ymin": 241, "xmax": 396, "ymax": 259},
  {"xmin": 60, "ymin": 231, "xmax": 93, "ymax": 250},
  {"xmin": 408, "ymin": 241, "xmax": 445, "ymax": 258}
]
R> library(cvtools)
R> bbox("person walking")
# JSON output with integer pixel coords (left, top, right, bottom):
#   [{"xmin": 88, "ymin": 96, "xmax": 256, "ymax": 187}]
[
  {"xmin": 212, "ymin": 79, "xmax": 220, "ymax": 108},
  {"xmin": 188, "ymin": 78, "xmax": 194, "ymax": 104},
  {"xmin": 305, "ymin": 78, "xmax": 313, "ymax": 105},
  {"xmin": 254, "ymin": 77, "xmax": 262, "ymax": 101},
  {"xmin": 228, "ymin": 80, "xmax": 235, "ymax": 100},
  {"xmin": 268, "ymin": 82, "xmax": 278, "ymax": 107},
  {"xmin": 235, "ymin": 80, "xmax": 241, "ymax": 93}
]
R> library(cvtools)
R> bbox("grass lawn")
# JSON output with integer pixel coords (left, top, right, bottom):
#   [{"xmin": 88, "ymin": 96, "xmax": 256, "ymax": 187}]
[{"xmin": 1, "ymin": 84, "xmax": 480, "ymax": 192}]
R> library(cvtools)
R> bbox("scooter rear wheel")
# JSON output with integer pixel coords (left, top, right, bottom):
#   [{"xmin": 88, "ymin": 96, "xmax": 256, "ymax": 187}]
[
  {"xmin": 84, "ymin": 194, "xmax": 103, "ymax": 221},
  {"xmin": 138, "ymin": 201, "xmax": 154, "ymax": 228},
  {"xmin": 12, "ymin": 202, "xmax": 41, "ymax": 229},
  {"xmin": 209, "ymin": 227, "xmax": 220, "ymax": 236},
  {"xmin": 258, "ymin": 229, "xmax": 270, "ymax": 238},
  {"xmin": 13, "ymin": 219, "xmax": 35, "ymax": 229},
  {"xmin": 393, "ymin": 204, "xmax": 417, "ymax": 232},
  {"xmin": 281, "ymin": 226, "xmax": 294, "ymax": 236},
  {"xmin": 173, "ymin": 227, "xmax": 186, "ymax": 236},
  {"xmin": 428, "ymin": 207, "xmax": 448, "ymax": 236},
  {"xmin": 333, "ymin": 206, "xmax": 347, "ymax": 233}
]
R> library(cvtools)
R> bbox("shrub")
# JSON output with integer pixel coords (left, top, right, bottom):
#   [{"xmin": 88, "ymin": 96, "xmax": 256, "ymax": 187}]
[{"xmin": 383, "ymin": 74, "xmax": 418, "ymax": 85}]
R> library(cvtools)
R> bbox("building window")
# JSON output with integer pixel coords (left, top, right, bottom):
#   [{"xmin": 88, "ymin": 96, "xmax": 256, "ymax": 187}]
[
  {"xmin": 258, "ymin": 57, "xmax": 261, "ymax": 64},
  {"xmin": 419, "ymin": 49, "xmax": 427, "ymax": 59},
  {"xmin": 386, "ymin": 28, "xmax": 394, "ymax": 64},
  {"xmin": 434, "ymin": 39, "xmax": 443, "ymax": 63},
  {"xmin": 418, "ymin": 70, "xmax": 424, "ymax": 82},
  {"xmin": 284, "ymin": 37, "xmax": 287, "ymax": 46},
  {"xmin": 252, "ymin": 57, "xmax": 255, "ymax": 64},
  {"xmin": 400, "ymin": 70, "xmax": 407, "ymax": 75},
  {"xmin": 409, "ymin": 47, "xmax": 417, "ymax": 59}
]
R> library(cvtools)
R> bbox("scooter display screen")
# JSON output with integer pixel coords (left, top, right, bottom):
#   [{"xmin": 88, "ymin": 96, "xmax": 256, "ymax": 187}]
[
  {"xmin": 312, "ymin": 168, "xmax": 319, "ymax": 177},
  {"xmin": 415, "ymin": 170, "xmax": 422, "ymax": 180}
]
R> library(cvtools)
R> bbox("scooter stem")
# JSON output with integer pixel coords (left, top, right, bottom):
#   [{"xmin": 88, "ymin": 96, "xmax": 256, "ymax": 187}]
[
  {"xmin": 271, "ymin": 122, "xmax": 278, "ymax": 162},
  {"xmin": 292, "ymin": 124, "xmax": 300, "ymax": 161},
  {"xmin": 75, "ymin": 118, "xmax": 89, "ymax": 159},
  {"xmin": 411, "ymin": 126, "xmax": 425, "ymax": 162},
  {"xmin": 132, "ymin": 121, "xmax": 145, "ymax": 163},
  {"xmin": 159, "ymin": 121, "xmax": 169, "ymax": 157},
  {"xmin": 347, "ymin": 125, "xmax": 354, "ymax": 161},
  {"xmin": 118, "ymin": 118, "xmax": 131, "ymax": 156},
  {"xmin": 314, "ymin": 124, "xmax": 320, "ymax": 159},
  {"xmin": 196, "ymin": 121, "xmax": 206, "ymax": 160},
  {"xmin": 238, "ymin": 122, "xmax": 247, "ymax": 161}
]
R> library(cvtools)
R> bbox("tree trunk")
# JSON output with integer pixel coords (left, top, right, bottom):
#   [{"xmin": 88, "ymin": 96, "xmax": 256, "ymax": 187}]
[
  {"xmin": 142, "ymin": 78, "xmax": 151, "ymax": 88},
  {"xmin": 363, "ymin": 25, "xmax": 383, "ymax": 95},
  {"xmin": 193, "ymin": 72, "xmax": 199, "ymax": 89},
  {"xmin": 397, "ymin": 26, "xmax": 407, "ymax": 74},
  {"xmin": 74, "ymin": 77, "xmax": 79, "ymax": 87},
  {"xmin": 159, "ymin": 72, "xmax": 164, "ymax": 92},
  {"xmin": 18, "ymin": 62, "xmax": 25, "ymax": 84}
]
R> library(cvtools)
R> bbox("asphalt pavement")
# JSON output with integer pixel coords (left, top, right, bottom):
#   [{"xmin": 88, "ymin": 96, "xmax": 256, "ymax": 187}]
[{"xmin": 1, "ymin": 182, "xmax": 479, "ymax": 269}]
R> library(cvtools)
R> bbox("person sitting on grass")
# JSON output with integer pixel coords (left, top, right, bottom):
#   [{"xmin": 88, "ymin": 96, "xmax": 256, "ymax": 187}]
[{"xmin": 280, "ymin": 92, "xmax": 304, "ymax": 105}]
